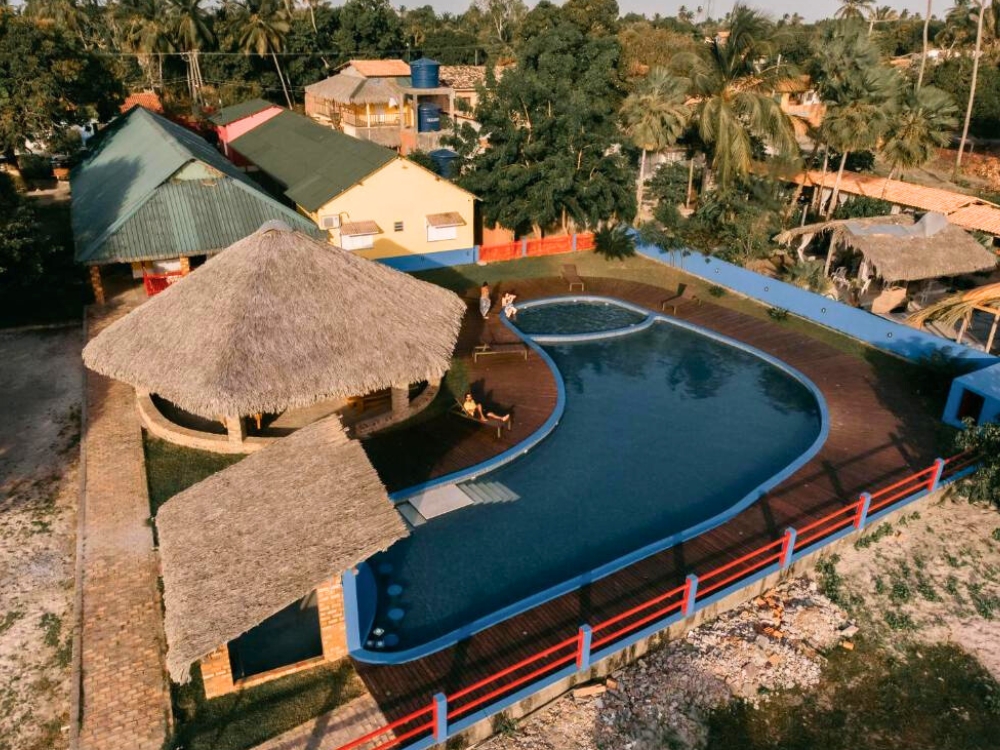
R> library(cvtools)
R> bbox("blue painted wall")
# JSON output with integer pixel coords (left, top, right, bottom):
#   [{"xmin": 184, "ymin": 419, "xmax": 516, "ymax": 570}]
[
  {"xmin": 376, "ymin": 246, "xmax": 478, "ymax": 273},
  {"xmin": 943, "ymin": 363, "xmax": 1000, "ymax": 427},
  {"xmin": 636, "ymin": 242, "xmax": 998, "ymax": 368}
]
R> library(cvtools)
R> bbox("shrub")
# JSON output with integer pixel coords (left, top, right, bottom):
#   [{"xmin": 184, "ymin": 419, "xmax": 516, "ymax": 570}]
[
  {"xmin": 831, "ymin": 196, "xmax": 894, "ymax": 220},
  {"xmin": 767, "ymin": 307, "xmax": 789, "ymax": 322},
  {"xmin": 594, "ymin": 224, "xmax": 637, "ymax": 260},
  {"xmin": 707, "ymin": 285, "xmax": 726, "ymax": 297}
]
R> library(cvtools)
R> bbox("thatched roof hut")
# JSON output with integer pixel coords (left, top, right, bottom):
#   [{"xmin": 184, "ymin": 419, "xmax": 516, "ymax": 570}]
[
  {"xmin": 156, "ymin": 415, "xmax": 407, "ymax": 682},
  {"xmin": 775, "ymin": 213, "xmax": 998, "ymax": 283},
  {"xmin": 82, "ymin": 221, "xmax": 465, "ymax": 419}
]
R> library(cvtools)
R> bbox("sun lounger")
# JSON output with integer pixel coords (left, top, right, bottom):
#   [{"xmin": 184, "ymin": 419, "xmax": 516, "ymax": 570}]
[
  {"xmin": 473, "ymin": 338, "xmax": 529, "ymax": 362},
  {"xmin": 562, "ymin": 264, "xmax": 585, "ymax": 292},
  {"xmin": 661, "ymin": 283, "xmax": 702, "ymax": 314},
  {"xmin": 450, "ymin": 400, "xmax": 511, "ymax": 438}
]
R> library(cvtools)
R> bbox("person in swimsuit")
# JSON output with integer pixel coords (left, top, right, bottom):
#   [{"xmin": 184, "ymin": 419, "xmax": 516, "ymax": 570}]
[
  {"xmin": 501, "ymin": 291, "xmax": 518, "ymax": 318},
  {"xmin": 480, "ymin": 282, "xmax": 491, "ymax": 319},
  {"xmin": 463, "ymin": 393, "xmax": 510, "ymax": 423}
]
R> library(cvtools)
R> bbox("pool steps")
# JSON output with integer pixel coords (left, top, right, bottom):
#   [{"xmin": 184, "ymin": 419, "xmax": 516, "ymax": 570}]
[
  {"xmin": 458, "ymin": 481, "xmax": 520, "ymax": 505},
  {"xmin": 396, "ymin": 481, "xmax": 520, "ymax": 529}
]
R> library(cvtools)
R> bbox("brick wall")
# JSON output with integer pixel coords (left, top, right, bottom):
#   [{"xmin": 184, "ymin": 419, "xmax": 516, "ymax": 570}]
[
  {"xmin": 317, "ymin": 576, "xmax": 349, "ymax": 661},
  {"xmin": 200, "ymin": 645, "xmax": 235, "ymax": 699}
]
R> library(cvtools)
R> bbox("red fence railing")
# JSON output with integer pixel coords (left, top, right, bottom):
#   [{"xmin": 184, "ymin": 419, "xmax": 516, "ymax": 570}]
[
  {"xmin": 333, "ymin": 452, "xmax": 976, "ymax": 750},
  {"xmin": 142, "ymin": 271, "xmax": 184, "ymax": 296},
  {"xmin": 478, "ymin": 233, "xmax": 596, "ymax": 264}
]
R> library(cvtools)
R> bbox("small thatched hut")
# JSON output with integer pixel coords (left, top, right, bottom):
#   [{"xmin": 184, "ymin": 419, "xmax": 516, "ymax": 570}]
[
  {"xmin": 776, "ymin": 213, "xmax": 998, "ymax": 283},
  {"xmin": 83, "ymin": 221, "xmax": 466, "ymax": 444},
  {"xmin": 156, "ymin": 415, "xmax": 406, "ymax": 696}
]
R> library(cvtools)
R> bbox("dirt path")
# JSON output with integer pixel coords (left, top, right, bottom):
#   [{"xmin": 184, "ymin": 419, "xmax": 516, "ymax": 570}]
[{"xmin": 0, "ymin": 327, "xmax": 83, "ymax": 750}]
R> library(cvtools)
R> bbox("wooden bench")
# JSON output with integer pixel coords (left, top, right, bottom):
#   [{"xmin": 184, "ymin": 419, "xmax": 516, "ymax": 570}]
[
  {"xmin": 661, "ymin": 284, "xmax": 702, "ymax": 315},
  {"xmin": 473, "ymin": 340, "xmax": 529, "ymax": 363},
  {"xmin": 562, "ymin": 264, "xmax": 585, "ymax": 292}
]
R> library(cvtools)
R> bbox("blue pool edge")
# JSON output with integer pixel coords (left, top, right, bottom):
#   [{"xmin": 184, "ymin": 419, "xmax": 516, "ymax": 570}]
[{"xmin": 350, "ymin": 295, "xmax": 832, "ymax": 664}]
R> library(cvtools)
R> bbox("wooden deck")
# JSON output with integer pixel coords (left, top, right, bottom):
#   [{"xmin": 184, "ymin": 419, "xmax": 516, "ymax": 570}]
[{"xmin": 356, "ymin": 276, "xmax": 940, "ymax": 720}]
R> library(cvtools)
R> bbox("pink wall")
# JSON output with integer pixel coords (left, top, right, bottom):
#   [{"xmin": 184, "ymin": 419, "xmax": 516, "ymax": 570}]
[{"xmin": 217, "ymin": 106, "xmax": 283, "ymax": 163}]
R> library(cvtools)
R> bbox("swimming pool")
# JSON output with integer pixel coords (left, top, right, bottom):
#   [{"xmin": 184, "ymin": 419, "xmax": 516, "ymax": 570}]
[
  {"xmin": 513, "ymin": 300, "xmax": 647, "ymax": 336},
  {"xmin": 355, "ymin": 297, "xmax": 827, "ymax": 661}
]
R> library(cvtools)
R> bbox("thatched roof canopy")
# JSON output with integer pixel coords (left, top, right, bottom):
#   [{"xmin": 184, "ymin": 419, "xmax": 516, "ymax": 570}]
[
  {"xmin": 83, "ymin": 221, "xmax": 466, "ymax": 417},
  {"xmin": 157, "ymin": 415, "xmax": 407, "ymax": 682},
  {"xmin": 776, "ymin": 213, "xmax": 997, "ymax": 283}
]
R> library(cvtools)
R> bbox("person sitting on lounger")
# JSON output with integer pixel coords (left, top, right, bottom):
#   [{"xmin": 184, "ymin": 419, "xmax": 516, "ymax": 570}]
[
  {"xmin": 501, "ymin": 291, "xmax": 518, "ymax": 318},
  {"xmin": 463, "ymin": 393, "xmax": 510, "ymax": 423}
]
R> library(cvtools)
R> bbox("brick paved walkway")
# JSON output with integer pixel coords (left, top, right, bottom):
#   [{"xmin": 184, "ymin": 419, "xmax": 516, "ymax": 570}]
[
  {"xmin": 254, "ymin": 694, "xmax": 390, "ymax": 750},
  {"xmin": 76, "ymin": 300, "xmax": 170, "ymax": 750}
]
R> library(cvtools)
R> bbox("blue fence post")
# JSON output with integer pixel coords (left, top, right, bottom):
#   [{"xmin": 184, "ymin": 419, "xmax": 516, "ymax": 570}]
[
  {"xmin": 779, "ymin": 527, "xmax": 797, "ymax": 570},
  {"xmin": 433, "ymin": 693, "xmax": 448, "ymax": 743},
  {"xmin": 931, "ymin": 457, "xmax": 946, "ymax": 492},
  {"xmin": 682, "ymin": 574, "xmax": 698, "ymax": 617},
  {"xmin": 576, "ymin": 624, "xmax": 592, "ymax": 671},
  {"xmin": 854, "ymin": 492, "xmax": 872, "ymax": 531}
]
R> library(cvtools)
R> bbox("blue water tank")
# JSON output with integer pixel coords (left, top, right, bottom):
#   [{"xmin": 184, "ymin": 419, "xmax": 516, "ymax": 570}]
[
  {"xmin": 417, "ymin": 102, "xmax": 441, "ymax": 133},
  {"xmin": 429, "ymin": 148, "xmax": 459, "ymax": 178},
  {"xmin": 409, "ymin": 57, "xmax": 441, "ymax": 89}
]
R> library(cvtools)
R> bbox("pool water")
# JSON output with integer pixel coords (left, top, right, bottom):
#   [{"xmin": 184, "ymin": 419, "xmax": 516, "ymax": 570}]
[
  {"xmin": 513, "ymin": 301, "xmax": 648, "ymax": 335},
  {"xmin": 364, "ymin": 314, "xmax": 823, "ymax": 654}
]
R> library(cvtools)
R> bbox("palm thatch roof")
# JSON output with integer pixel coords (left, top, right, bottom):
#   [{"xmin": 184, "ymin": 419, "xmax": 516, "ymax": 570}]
[
  {"xmin": 157, "ymin": 415, "xmax": 406, "ymax": 682},
  {"xmin": 82, "ymin": 221, "xmax": 466, "ymax": 417},
  {"xmin": 908, "ymin": 281, "xmax": 1000, "ymax": 330},
  {"xmin": 775, "ymin": 213, "xmax": 997, "ymax": 283}
]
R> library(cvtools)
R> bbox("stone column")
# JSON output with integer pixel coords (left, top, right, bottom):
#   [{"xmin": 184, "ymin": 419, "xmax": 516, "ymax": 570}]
[
  {"xmin": 225, "ymin": 415, "xmax": 246, "ymax": 446},
  {"xmin": 316, "ymin": 577, "xmax": 348, "ymax": 662},
  {"xmin": 200, "ymin": 644, "xmax": 236, "ymax": 698},
  {"xmin": 390, "ymin": 383, "xmax": 410, "ymax": 417},
  {"xmin": 89, "ymin": 266, "xmax": 105, "ymax": 305},
  {"xmin": 179, "ymin": 256, "xmax": 191, "ymax": 276}
]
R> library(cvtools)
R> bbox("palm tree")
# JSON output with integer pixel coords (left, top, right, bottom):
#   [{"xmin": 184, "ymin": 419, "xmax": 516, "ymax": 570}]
[
  {"xmin": 881, "ymin": 85, "xmax": 960, "ymax": 181},
  {"xmin": 622, "ymin": 69, "xmax": 691, "ymax": 222},
  {"xmin": 23, "ymin": 0, "xmax": 89, "ymax": 37},
  {"xmin": 118, "ymin": 0, "xmax": 175, "ymax": 90},
  {"xmin": 918, "ymin": 0, "xmax": 933, "ymax": 89},
  {"xmin": 672, "ymin": 4, "xmax": 798, "ymax": 190},
  {"xmin": 167, "ymin": 0, "xmax": 215, "ymax": 110},
  {"xmin": 835, "ymin": 0, "xmax": 875, "ymax": 22},
  {"xmin": 232, "ymin": 0, "xmax": 293, "ymax": 108},
  {"xmin": 956, "ymin": 0, "xmax": 987, "ymax": 175},
  {"xmin": 869, "ymin": 5, "xmax": 898, "ymax": 35}
]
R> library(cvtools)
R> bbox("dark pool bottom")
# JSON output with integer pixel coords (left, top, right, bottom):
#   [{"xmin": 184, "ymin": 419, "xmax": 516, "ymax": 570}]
[{"xmin": 364, "ymin": 318, "xmax": 823, "ymax": 654}]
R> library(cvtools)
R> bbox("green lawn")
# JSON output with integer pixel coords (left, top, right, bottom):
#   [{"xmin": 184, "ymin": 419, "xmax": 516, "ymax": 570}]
[
  {"xmin": 706, "ymin": 639, "xmax": 1000, "ymax": 750},
  {"xmin": 170, "ymin": 661, "xmax": 365, "ymax": 750},
  {"xmin": 143, "ymin": 434, "xmax": 245, "ymax": 515}
]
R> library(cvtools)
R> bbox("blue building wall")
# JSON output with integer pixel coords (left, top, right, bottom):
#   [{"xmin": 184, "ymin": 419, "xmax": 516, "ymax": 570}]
[
  {"xmin": 376, "ymin": 246, "xmax": 478, "ymax": 273},
  {"xmin": 943, "ymin": 363, "xmax": 1000, "ymax": 427}
]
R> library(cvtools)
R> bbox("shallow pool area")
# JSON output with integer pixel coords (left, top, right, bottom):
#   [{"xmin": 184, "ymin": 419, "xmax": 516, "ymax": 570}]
[{"xmin": 358, "ymin": 299, "xmax": 826, "ymax": 660}]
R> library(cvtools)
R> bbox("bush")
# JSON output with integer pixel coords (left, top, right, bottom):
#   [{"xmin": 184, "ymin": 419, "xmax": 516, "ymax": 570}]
[
  {"xmin": 831, "ymin": 196, "xmax": 894, "ymax": 220},
  {"xmin": 594, "ymin": 224, "xmax": 636, "ymax": 260},
  {"xmin": 767, "ymin": 307, "xmax": 789, "ymax": 322},
  {"xmin": 955, "ymin": 420, "xmax": 1000, "ymax": 509}
]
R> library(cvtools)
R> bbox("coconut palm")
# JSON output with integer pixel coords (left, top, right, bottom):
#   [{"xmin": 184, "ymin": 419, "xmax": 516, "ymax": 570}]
[
  {"xmin": 118, "ymin": 0, "xmax": 175, "ymax": 90},
  {"xmin": 835, "ymin": 0, "xmax": 875, "ymax": 22},
  {"xmin": 23, "ymin": 0, "xmax": 89, "ymax": 36},
  {"xmin": 167, "ymin": 0, "xmax": 215, "ymax": 109},
  {"xmin": 869, "ymin": 5, "xmax": 899, "ymax": 35},
  {"xmin": 231, "ymin": 0, "xmax": 293, "ymax": 108},
  {"xmin": 918, "ymin": 0, "xmax": 933, "ymax": 89},
  {"xmin": 956, "ymin": 0, "xmax": 988, "ymax": 174},
  {"xmin": 672, "ymin": 4, "xmax": 798, "ymax": 190},
  {"xmin": 882, "ymin": 85, "xmax": 959, "ymax": 181},
  {"xmin": 622, "ymin": 69, "xmax": 691, "ymax": 222}
]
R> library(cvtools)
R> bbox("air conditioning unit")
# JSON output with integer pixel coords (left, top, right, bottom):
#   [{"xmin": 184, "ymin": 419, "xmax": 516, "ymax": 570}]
[{"xmin": 321, "ymin": 215, "xmax": 341, "ymax": 229}]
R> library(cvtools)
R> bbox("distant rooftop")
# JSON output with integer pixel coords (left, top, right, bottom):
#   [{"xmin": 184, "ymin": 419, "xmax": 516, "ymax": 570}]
[
  {"xmin": 346, "ymin": 59, "xmax": 412, "ymax": 78},
  {"xmin": 120, "ymin": 91, "xmax": 163, "ymax": 114},
  {"xmin": 209, "ymin": 98, "xmax": 280, "ymax": 126}
]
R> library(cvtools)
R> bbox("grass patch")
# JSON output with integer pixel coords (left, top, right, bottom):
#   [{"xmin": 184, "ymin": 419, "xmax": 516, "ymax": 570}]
[
  {"xmin": 706, "ymin": 641, "xmax": 1000, "ymax": 749},
  {"xmin": 815, "ymin": 555, "xmax": 846, "ymax": 606},
  {"xmin": 143, "ymin": 435, "xmax": 245, "ymax": 515},
  {"xmin": 0, "ymin": 610, "xmax": 24, "ymax": 636},
  {"xmin": 884, "ymin": 610, "xmax": 917, "ymax": 631},
  {"xmin": 854, "ymin": 522, "xmax": 893, "ymax": 550},
  {"xmin": 171, "ymin": 661, "xmax": 364, "ymax": 750},
  {"xmin": 967, "ymin": 583, "xmax": 1000, "ymax": 620}
]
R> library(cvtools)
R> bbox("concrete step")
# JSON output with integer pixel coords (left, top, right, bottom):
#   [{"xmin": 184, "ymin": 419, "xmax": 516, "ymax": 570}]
[
  {"xmin": 396, "ymin": 502, "xmax": 427, "ymax": 528},
  {"xmin": 459, "ymin": 480, "xmax": 520, "ymax": 505},
  {"xmin": 406, "ymin": 484, "xmax": 474, "ymax": 520}
]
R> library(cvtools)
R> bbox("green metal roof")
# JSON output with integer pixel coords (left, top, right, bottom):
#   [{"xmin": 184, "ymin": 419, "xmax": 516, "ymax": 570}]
[
  {"xmin": 209, "ymin": 99, "xmax": 280, "ymax": 127},
  {"xmin": 229, "ymin": 111, "xmax": 397, "ymax": 212},
  {"xmin": 72, "ymin": 106, "xmax": 319, "ymax": 264}
]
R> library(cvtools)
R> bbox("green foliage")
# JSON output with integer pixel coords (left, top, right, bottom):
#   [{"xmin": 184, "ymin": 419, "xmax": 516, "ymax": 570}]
[
  {"xmin": 831, "ymin": 196, "xmax": 895, "ymax": 220},
  {"xmin": 955, "ymin": 420, "xmax": 1000, "ymax": 509},
  {"xmin": 637, "ymin": 220, "xmax": 684, "ymax": 252},
  {"xmin": 492, "ymin": 711, "xmax": 518, "ymax": 736},
  {"xmin": 881, "ymin": 84, "xmax": 960, "ymax": 177},
  {"xmin": 707, "ymin": 285, "xmax": 726, "ymax": 297},
  {"xmin": 781, "ymin": 260, "xmax": 829, "ymax": 294},
  {"xmin": 693, "ymin": 178, "xmax": 785, "ymax": 264},
  {"xmin": 450, "ymin": 4, "xmax": 636, "ymax": 234},
  {"xmin": 406, "ymin": 149, "xmax": 437, "ymax": 172},
  {"xmin": 928, "ymin": 58, "xmax": 1000, "ymax": 139},
  {"xmin": 171, "ymin": 661, "xmax": 364, "ymax": 750},
  {"xmin": 854, "ymin": 521, "xmax": 894, "ymax": 549},
  {"xmin": 815, "ymin": 554, "xmax": 846, "ymax": 605},
  {"xmin": 992, "ymin": 528, "xmax": 1000, "ymax": 543},
  {"xmin": 143, "ymin": 435, "xmax": 245, "ymax": 515},
  {"xmin": 594, "ymin": 224, "xmax": 637, "ymax": 260},
  {"xmin": 767, "ymin": 307, "xmax": 789, "ymax": 321},
  {"xmin": 334, "ymin": 0, "xmax": 402, "ymax": 59}
]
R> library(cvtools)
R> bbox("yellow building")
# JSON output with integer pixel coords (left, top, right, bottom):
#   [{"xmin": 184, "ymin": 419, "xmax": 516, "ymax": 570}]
[{"xmin": 230, "ymin": 110, "xmax": 478, "ymax": 271}]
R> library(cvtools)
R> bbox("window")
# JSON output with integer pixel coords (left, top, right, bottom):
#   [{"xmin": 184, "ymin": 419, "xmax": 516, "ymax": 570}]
[
  {"xmin": 427, "ymin": 224, "xmax": 458, "ymax": 242},
  {"xmin": 394, "ymin": 221, "xmax": 404, "ymax": 232},
  {"xmin": 425, "ymin": 212, "xmax": 465, "ymax": 243}
]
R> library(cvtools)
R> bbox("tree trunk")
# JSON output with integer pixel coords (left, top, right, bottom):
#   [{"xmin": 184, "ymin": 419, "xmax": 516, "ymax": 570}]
[
  {"xmin": 868, "ymin": 17, "xmax": 875, "ymax": 36},
  {"xmin": 635, "ymin": 148, "xmax": 647, "ymax": 227},
  {"xmin": 813, "ymin": 147, "xmax": 830, "ymax": 212},
  {"xmin": 825, "ymin": 151, "xmax": 849, "ymax": 219},
  {"xmin": 917, "ymin": 0, "xmax": 932, "ymax": 90},
  {"xmin": 308, "ymin": 1, "xmax": 318, "ymax": 34},
  {"xmin": 956, "ymin": 0, "xmax": 987, "ymax": 177},
  {"xmin": 273, "ymin": 52, "xmax": 294, "ymax": 109}
]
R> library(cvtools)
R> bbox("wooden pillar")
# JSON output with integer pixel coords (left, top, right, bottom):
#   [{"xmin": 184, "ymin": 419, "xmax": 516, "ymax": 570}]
[
  {"xmin": 200, "ymin": 644, "xmax": 236, "ymax": 698},
  {"xmin": 315, "ymin": 577, "xmax": 348, "ymax": 662},
  {"xmin": 179, "ymin": 256, "xmax": 191, "ymax": 276},
  {"xmin": 89, "ymin": 265, "xmax": 105, "ymax": 305},
  {"xmin": 391, "ymin": 383, "xmax": 409, "ymax": 417},
  {"xmin": 225, "ymin": 415, "xmax": 246, "ymax": 446},
  {"xmin": 987, "ymin": 310, "xmax": 1000, "ymax": 354},
  {"xmin": 957, "ymin": 310, "xmax": 973, "ymax": 344}
]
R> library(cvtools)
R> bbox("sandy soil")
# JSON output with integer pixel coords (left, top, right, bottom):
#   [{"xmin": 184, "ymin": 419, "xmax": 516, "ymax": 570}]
[{"xmin": 0, "ymin": 327, "xmax": 82, "ymax": 750}]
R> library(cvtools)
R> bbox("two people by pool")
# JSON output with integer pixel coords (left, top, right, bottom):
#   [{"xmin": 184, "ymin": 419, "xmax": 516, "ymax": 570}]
[{"xmin": 479, "ymin": 282, "xmax": 518, "ymax": 319}]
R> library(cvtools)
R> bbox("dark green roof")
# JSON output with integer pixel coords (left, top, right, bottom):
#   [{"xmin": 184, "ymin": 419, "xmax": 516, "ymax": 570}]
[
  {"xmin": 209, "ymin": 99, "xmax": 280, "ymax": 127},
  {"xmin": 72, "ymin": 106, "xmax": 319, "ymax": 264},
  {"xmin": 229, "ymin": 111, "xmax": 397, "ymax": 212}
]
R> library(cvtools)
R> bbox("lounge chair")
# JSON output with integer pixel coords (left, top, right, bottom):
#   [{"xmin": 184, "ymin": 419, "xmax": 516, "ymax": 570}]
[
  {"xmin": 450, "ymin": 400, "xmax": 512, "ymax": 438},
  {"xmin": 473, "ymin": 334, "xmax": 529, "ymax": 362},
  {"xmin": 562, "ymin": 264, "xmax": 585, "ymax": 292},
  {"xmin": 661, "ymin": 283, "xmax": 702, "ymax": 314}
]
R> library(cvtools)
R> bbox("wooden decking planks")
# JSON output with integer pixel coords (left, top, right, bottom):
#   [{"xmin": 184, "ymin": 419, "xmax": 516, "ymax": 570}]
[{"xmin": 356, "ymin": 276, "xmax": 940, "ymax": 721}]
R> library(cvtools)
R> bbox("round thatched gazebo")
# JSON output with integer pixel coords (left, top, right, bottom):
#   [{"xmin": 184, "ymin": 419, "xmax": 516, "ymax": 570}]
[{"xmin": 83, "ymin": 221, "xmax": 466, "ymax": 448}]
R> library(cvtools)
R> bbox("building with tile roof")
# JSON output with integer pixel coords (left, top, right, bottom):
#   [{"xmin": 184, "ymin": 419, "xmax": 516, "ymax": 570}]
[
  {"xmin": 71, "ymin": 106, "xmax": 320, "ymax": 302},
  {"xmin": 229, "ymin": 110, "xmax": 478, "ymax": 271}
]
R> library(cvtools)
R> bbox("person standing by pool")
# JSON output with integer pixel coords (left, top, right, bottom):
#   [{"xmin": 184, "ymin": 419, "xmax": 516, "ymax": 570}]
[{"xmin": 480, "ymin": 282, "xmax": 491, "ymax": 319}]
